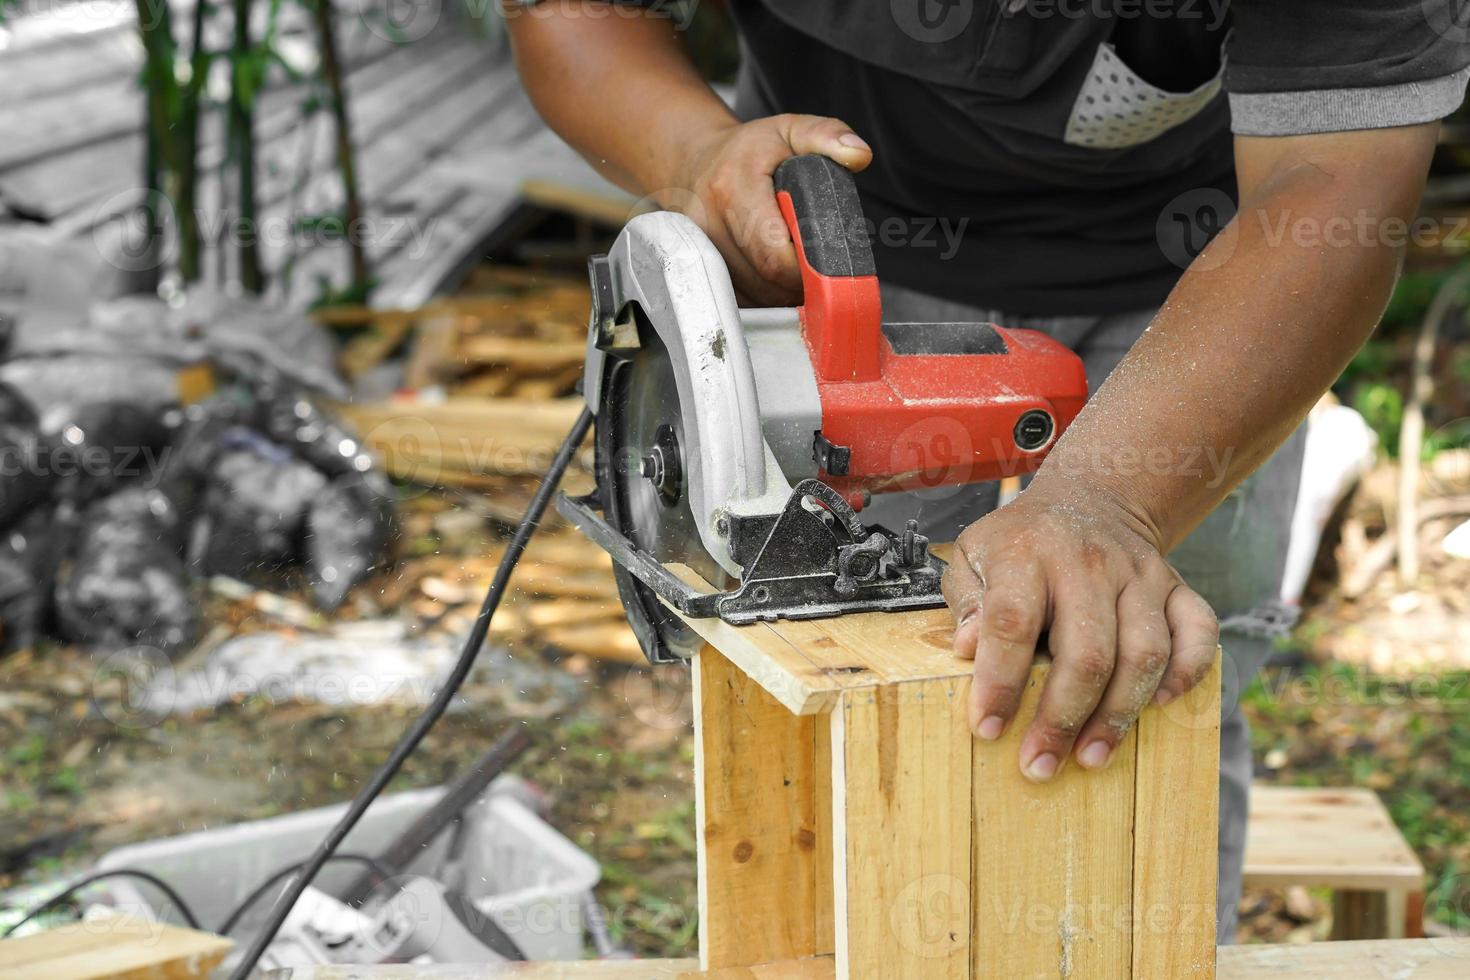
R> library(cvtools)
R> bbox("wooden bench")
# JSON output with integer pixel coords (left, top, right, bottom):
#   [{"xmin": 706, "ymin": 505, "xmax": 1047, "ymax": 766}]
[{"xmin": 1243, "ymin": 785, "xmax": 1426, "ymax": 940}]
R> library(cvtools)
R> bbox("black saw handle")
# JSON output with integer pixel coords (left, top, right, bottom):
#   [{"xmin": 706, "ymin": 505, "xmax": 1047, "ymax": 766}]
[
  {"xmin": 772, "ymin": 154, "xmax": 877, "ymax": 278},
  {"xmin": 772, "ymin": 154, "xmax": 883, "ymax": 382}
]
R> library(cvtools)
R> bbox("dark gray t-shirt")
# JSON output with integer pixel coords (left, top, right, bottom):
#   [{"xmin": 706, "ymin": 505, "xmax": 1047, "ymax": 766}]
[{"xmin": 714, "ymin": 0, "xmax": 1470, "ymax": 315}]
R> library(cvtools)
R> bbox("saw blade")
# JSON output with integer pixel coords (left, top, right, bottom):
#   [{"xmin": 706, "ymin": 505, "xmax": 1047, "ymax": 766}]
[{"xmin": 598, "ymin": 325, "xmax": 730, "ymax": 661}]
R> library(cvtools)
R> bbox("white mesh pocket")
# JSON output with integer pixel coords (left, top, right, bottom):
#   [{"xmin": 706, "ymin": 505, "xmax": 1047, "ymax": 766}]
[{"xmin": 1064, "ymin": 42, "xmax": 1224, "ymax": 150}]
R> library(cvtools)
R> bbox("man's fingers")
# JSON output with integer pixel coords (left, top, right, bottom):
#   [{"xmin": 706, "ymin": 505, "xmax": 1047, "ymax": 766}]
[
  {"xmin": 1073, "ymin": 577, "xmax": 1170, "ymax": 770},
  {"xmin": 1156, "ymin": 583, "xmax": 1219, "ymax": 705},
  {"xmin": 1021, "ymin": 577, "xmax": 1116, "ymax": 782},
  {"xmin": 969, "ymin": 561, "xmax": 1047, "ymax": 742},
  {"xmin": 778, "ymin": 113, "xmax": 873, "ymax": 172},
  {"xmin": 939, "ymin": 555, "xmax": 984, "ymax": 661}
]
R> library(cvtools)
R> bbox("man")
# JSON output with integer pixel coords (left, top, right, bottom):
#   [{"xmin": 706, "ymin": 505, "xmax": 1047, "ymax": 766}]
[{"xmin": 506, "ymin": 0, "xmax": 1467, "ymax": 938}]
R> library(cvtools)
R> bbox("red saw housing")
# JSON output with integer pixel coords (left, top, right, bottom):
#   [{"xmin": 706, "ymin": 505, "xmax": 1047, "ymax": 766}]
[{"xmin": 774, "ymin": 158, "xmax": 1088, "ymax": 505}]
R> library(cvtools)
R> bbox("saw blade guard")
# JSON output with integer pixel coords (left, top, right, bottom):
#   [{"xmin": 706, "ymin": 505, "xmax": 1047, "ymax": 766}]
[{"xmin": 584, "ymin": 211, "xmax": 793, "ymax": 577}]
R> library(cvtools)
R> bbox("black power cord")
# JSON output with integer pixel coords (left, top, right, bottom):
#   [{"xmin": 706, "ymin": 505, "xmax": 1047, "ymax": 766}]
[
  {"xmin": 2, "ymin": 869, "xmax": 201, "ymax": 937},
  {"xmin": 217, "ymin": 853, "xmax": 393, "ymax": 936},
  {"xmin": 227, "ymin": 405, "xmax": 594, "ymax": 978},
  {"xmin": 4, "ymin": 852, "xmax": 391, "ymax": 944}
]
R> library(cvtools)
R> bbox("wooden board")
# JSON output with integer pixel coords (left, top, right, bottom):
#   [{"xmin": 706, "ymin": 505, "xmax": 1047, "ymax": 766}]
[
  {"xmin": 0, "ymin": 913, "xmax": 232, "ymax": 980},
  {"xmin": 1132, "ymin": 655, "xmax": 1222, "ymax": 978},
  {"xmin": 971, "ymin": 662, "xmax": 1137, "ymax": 979},
  {"xmin": 831, "ymin": 678, "xmax": 972, "ymax": 979},
  {"xmin": 339, "ymin": 398, "xmax": 589, "ymax": 482},
  {"xmin": 695, "ymin": 649, "xmax": 824, "ymax": 969},
  {"xmin": 668, "ymin": 569, "xmax": 962, "ymax": 716},
  {"xmin": 1243, "ymin": 786, "xmax": 1424, "ymax": 891},
  {"xmin": 279, "ymin": 937, "xmax": 1470, "ymax": 977}
]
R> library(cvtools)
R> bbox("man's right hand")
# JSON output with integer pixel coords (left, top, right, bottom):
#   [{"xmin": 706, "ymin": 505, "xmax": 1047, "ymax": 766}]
[
  {"xmin": 507, "ymin": 6, "xmax": 870, "ymax": 305},
  {"xmin": 657, "ymin": 115, "xmax": 873, "ymax": 306}
]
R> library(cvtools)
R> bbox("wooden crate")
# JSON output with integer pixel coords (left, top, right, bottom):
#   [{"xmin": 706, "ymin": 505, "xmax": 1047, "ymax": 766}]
[{"xmin": 676, "ymin": 601, "xmax": 1221, "ymax": 979}]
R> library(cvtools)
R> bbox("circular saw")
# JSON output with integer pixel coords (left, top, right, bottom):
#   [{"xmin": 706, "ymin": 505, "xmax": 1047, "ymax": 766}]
[{"xmin": 558, "ymin": 156, "xmax": 1089, "ymax": 664}]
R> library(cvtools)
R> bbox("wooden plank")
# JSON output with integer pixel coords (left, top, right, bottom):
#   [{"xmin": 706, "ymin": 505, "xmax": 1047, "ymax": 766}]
[
  {"xmin": 272, "ymin": 937, "xmax": 1470, "ymax": 977},
  {"xmin": 695, "ymin": 648, "xmax": 823, "ymax": 969},
  {"xmin": 970, "ymin": 661, "xmax": 1137, "ymax": 979},
  {"xmin": 520, "ymin": 178, "xmax": 635, "ymax": 227},
  {"xmin": 1132, "ymin": 654, "xmax": 1221, "ymax": 979},
  {"xmin": 1243, "ymin": 786, "xmax": 1424, "ymax": 891},
  {"xmin": 459, "ymin": 336, "xmax": 587, "ymax": 368},
  {"xmin": 667, "ymin": 567, "xmax": 964, "ymax": 716},
  {"xmin": 0, "ymin": 912, "xmax": 232, "ymax": 980},
  {"xmin": 338, "ymin": 398, "xmax": 590, "ymax": 481},
  {"xmin": 688, "ymin": 960, "xmax": 837, "ymax": 980},
  {"xmin": 831, "ymin": 678, "xmax": 971, "ymax": 979},
  {"xmin": 664, "ymin": 569, "xmax": 868, "ymax": 716}
]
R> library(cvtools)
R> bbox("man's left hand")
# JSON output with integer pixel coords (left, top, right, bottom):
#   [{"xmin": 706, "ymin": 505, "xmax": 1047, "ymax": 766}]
[{"xmin": 941, "ymin": 479, "xmax": 1219, "ymax": 781}]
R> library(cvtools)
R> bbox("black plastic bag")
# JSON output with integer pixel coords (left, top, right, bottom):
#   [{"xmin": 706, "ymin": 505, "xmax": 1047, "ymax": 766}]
[
  {"xmin": 41, "ymin": 400, "xmax": 174, "ymax": 507},
  {"xmin": 198, "ymin": 438, "xmax": 327, "ymax": 584},
  {"xmin": 0, "ymin": 381, "xmax": 50, "ymax": 531},
  {"xmin": 305, "ymin": 471, "xmax": 395, "ymax": 611},
  {"xmin": 54, "ymin": 489, "xmax": 197, "ymax": 654}
]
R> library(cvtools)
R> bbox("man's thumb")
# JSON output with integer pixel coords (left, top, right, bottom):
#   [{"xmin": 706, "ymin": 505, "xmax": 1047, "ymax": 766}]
[{"xmin": 783, "ymin": 115, "xmax": 874, "ymax": 172}]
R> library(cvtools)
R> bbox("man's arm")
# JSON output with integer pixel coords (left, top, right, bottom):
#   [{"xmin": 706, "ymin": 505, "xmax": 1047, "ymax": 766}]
[
  {"xmin": 944, "ymin": 123, "xmax": 1439, "ymax": 779},
  {"xmin": 504, "ymin": 0, "xmax": 872, "ymax": 305}
]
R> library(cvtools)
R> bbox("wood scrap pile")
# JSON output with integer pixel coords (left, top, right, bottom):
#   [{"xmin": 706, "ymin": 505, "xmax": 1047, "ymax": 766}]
[
  {"xmin": 385, "ymin": 501, "xmax": 645, "ymax": 667},
  {"xmin": 322, "ymin": 266, "xmax": 591, "ymax": 397},
  {"xmin": 316, "ymin": 264, "xmax": 646, "ymax": 668}
]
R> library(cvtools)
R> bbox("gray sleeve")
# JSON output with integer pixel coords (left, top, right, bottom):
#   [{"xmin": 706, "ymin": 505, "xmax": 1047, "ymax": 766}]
[{"xmin": 1229, "ymin": 65, "xmax": 1470, "ymax": 137}]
